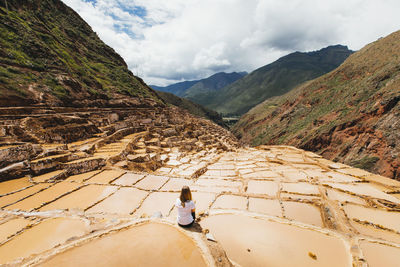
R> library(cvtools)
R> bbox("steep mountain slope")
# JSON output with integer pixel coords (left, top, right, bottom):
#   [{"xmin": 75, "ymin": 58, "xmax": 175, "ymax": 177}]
[
  {"xmin": 156, "ymin": 90, "xmax": 226, "ymax": 127},
  {"xmin": 233, "ymin": 30, "xmax": 400, "ymax": 179},
  {"xmin": 207, "ymin": 45, "xmax": 353, "ymax": 116},
  {"xmin": 0, "ymin": 0, "xmax": 159, "ymax": 107},
  {"xmin": 183, "ymin": 71, "xmax": 246, "ymax": 106}
]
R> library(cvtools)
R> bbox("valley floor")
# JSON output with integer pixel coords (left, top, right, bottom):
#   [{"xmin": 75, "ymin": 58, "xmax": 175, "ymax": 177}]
[{"xmin": 1, "ymin": 145, "xmax": 400, "ymax": 266}]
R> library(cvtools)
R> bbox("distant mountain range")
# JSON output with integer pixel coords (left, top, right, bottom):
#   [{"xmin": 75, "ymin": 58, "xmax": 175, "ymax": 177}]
[
  {"xmin": 206, "ymin": 45, "xmax": 354, "ymax": 116},
  {"xmin": 150, "ymin": 71, "xmax": 246, "ymax": 99},
  {"xmin": 233, "ymin": 30, "xmax": 400, "ymax": 179}
]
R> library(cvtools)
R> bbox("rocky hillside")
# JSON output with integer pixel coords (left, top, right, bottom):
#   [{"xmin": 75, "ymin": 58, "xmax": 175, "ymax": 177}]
[
  {"xmin": 234, "ymin": 30, "xmax": 400, "ymax": 179},
  {"xmin": 206, "ymin": 45, "xmax": 353, "ymax": 116},
  {"xmin": 156, "ymin": 90, "xmax": 226, "ymax": 127},
  {"xmin": 0, "ymin": 0, "xmax": 159, "ymax": 107}
]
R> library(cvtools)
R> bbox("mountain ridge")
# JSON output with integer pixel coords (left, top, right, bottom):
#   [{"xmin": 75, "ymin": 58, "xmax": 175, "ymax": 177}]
[{"xmin": 233, "ymin": 31, "xmax": 400, "ymax": 179}]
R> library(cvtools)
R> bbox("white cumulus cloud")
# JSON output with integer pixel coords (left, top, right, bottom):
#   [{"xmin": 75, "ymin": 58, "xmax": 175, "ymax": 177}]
[{"xmin": 62, "ymin": 0, "xmax": 400, "ymax": 86}]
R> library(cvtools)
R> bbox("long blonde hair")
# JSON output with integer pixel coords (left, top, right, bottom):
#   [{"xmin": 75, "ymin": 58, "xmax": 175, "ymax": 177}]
[{"xmin": 180, "ymin": 186, "xmax": 192, "ymax": 207}]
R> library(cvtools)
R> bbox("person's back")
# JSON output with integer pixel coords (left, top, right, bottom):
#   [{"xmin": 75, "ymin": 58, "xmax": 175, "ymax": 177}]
[{"xmin": 175, "ymin": 186, "xmax": 195, "ymax": 227}]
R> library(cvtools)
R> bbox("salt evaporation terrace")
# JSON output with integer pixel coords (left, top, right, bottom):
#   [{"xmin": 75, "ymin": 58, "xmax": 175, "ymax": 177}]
[{"xmin": 0, "ymin": 107, "xmax": 400, "ymax": 266}]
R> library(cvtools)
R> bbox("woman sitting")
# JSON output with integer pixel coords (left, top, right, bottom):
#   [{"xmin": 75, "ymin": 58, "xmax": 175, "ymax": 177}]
[{"xmin": 175, "ymin": 186, "xmax": 195, "ymax": 227}]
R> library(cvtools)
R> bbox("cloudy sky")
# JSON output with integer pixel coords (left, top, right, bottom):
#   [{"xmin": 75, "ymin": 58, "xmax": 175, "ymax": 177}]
[{"xmin": 62, "ymin": 0, "xmax": 400, "ymax": 86}]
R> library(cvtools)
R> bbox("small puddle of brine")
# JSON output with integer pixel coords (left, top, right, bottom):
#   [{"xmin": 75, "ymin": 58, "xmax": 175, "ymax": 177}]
[
  {"xmin": 87, "ymin": 187, "xmax": 148, "ymax": 214},
  {"xmin": 282, "ymin": 201, "xmax": 323, "ymax": 227},
  {"xmin": 38, "ymin": 223, "xmax": 207, "ymax": 267},
  {"xmin": 201, "ymin": 214, "xmax": 351, "ymax": 267},
  {"xmin": 0, "ymin": 177, "xmax": 32, "ymax": 195},
  {"xmin": 360, "ymin": 241, "xmax": 400, "ymax": 267},
  {"xmin": 39, "ymin": 185, "xmax": 118, "ymax": 211},
  {"xmin": 0, "ymin": 218, "xmax": 88, "ymax": 264}
]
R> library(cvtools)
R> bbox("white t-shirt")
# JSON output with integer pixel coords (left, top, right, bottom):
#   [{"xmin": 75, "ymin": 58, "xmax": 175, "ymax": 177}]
[{"xmin": 175, "ymin": 198, "xmax": 195, "ymax": 225}]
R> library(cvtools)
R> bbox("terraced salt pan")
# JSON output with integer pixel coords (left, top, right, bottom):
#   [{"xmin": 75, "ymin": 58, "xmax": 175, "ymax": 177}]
[
  {"xmin": 326, "ymin": 189, "xmax": 366, "ymax": 205},
  {"xmin": 207, "ymin": 163, "xmax": 235, "ymax": 170},
  {"xmin": 246, "ymin": 180, "xmax": 278, "ymax": 196},
  {"xmin": 360, "ymin": 241, "xmax": 400, "ymax": 267},
  {"xmin": 0, "ymin": 176, "xmax": 32, "ymax": 195},
  {"xmin": 212, "ymin": 195, "xmax": 247, "ymax": 210},
  {"xmin": 337, "ymin": 168, "xmax": 371, "ymax": 177},
  {"xmin": 281, "ymin": 182, "xmax": 320, "ymax": 195},
  {"xmin": 280, "ymin": 170, "xmax": 308, "ymax": 181},
  {"xmin": 134, "ymin": 192, "xmax": 177, "ymax": 217},
  {"xmin": 195, "ymin": 178, "xmax": 241, "ymax": 188},
  {"xmin": 32, "ymin": 170, "xmax": 65, "ymax": 183},
  {"xmin": 160, "ymin": 178, "xmax": 193, "ymax": 191},
  {"xmin": 192, "ymin": 192, "xmax": 216, "ymax": 213},
  {"xmin": 85, "ymin": 170, "xmax": 125, "ymax": 184},
  {"xmin": 242, "ymin": 171, "xmax": 280, "ymax": 179},
  {"xmin": 0, "ymin": 183, "xmax": 50, "ymax": 208},
  {"xmin": 283, "ymin": 201, "xmax": 323, "ymax": 227},
  {"xmin": 201, "ymin": 214, "xmax": 351, "ymax": 267},
  {"xmin": 324, "ymin": 183, "xmax": 400, "ymax": 204},
  {"xmin": 351, "ymin": 222, "xmax": 400, "ymax": 243},
  {"xmin": 248, "ymin": 198, "xmax": 282, "ymax": 217},
  {"xmin": 87, "ymin": 187, "xmax": 148, "ymax": 214},
  {"xmin": 5, "ymin": 181, "xmax": 81, "ymax": 211},
  {"xmin": 0, "ymin": 218, "xmax": 89, "ymax": 265},
  {"xmin": 135, "ymin": 175, "xmax": 169, "ymax": 190},
  {"xmin": 203, "ymin": 169, "xmax": 236, "ymax": 177},
  {"xmin": 40, "ymin": 185, "xmax": 117, "ymax": 211},
  {"xmin": 39, "ymin": 223, "xmax": 207, "ymax": 267},
  {"xmin": 0, "ymin": 218, "xmax": 32, "ymax": 243},
  {"xmin": 112, "ymin": 172, "xmax": 144, "ymax": 186},
  {"xmin": 343, "ymin": 204, "xmax": 400, "ymax": 232},
  {"xmin": 64, "ymin": 170, "xmax": 101, "ymax": 183},
  {"xmin": 321, "ymin": 172, "xmax": 361, "ymax": 183}
]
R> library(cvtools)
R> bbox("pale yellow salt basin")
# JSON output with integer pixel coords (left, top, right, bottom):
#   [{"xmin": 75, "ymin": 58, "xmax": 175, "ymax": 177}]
[
  {"xmin": 242, "ymin": 171, "xmax": 280, "ymax": 179},
  {"xmin": 0, "ymin": 218, "xmax": 88, "ymax": 264},
  {"xmin": 0, "ymin": 218, "xmax": 32, "ymax": 242},
  {"xmin": 248, "ymin": 198, "xmax": 282, "ymax": 217},
  {"xmin": 134, "ymin": 192, "xmax": 177, "ymax": 217},
  {"xmin": 324, "ymin": 183, "xmax": 400, "ymax": 204},
  {"xmin": 32, "ymin": 170, "xmax": 65, "ymax": 183},
  {"xmin": 246, "ymin": 180, "xmax": 278, "ymax": 196},
  {"xmin": 39, "ymin": 222, "xmax": 207, "ymax": 267},
  {"xmin": 0, "ymin": 183, "xmax": 50, "ymax": 208},
  {"xmin": 201, "ymin": 214, "xmax": 351, "ymax": 267},
  {"xmin": 87, "ymin": 187, "xmax": 148, "ymax": 214},
  {"xmin": 281, "ymin": 182, "xmax": 320, "ymax": 195},
  {"xmin": 212, "ymin": 195, "xmax": 247, "ymax": 210},
  {"xmin": 195, "ymin": 178, "xmax": 241, "ymax": 188},
  {"xmin": 85, "ymin": 170, "xmax": 125, "ymax": 184},
  {"xmin": 326, "ymin": 189, "xmax": 366, "ymax": 205},
  {"xmin": 40, "ymin": 185, "xmax": 117, "ymax": 211},
  {"xmin": 112, "ymin": 172, "xmax": 145, "ymax": 186},
  {"xmin": 360, "ymin": 241, "xmax": 400, "ymax": 267},
  {"xmin": 283, "ymin": 201, "xmax": 323, "ymax": 227},
  {"xmin": 64, "ymin": 170, "xmax": 101, "ymax": 183},
  {"xmin": 135, "ymin": 175, "xmax": 169, "ymax": 190},
  {"xmin": 5, "ymin": 181, "xmax": 81, "ymax": 211},
  {"xmin": 0, "ymin": 176, "xmax": 32, "ymax": 195},
  {"xmin": 160, "ymin": 177, "xmax": 193, "ymax": 191},
  {"xmin": 351, "ymin": 221, "xmax": 400, "ymax": 244},
  {"xmin": 343, "ymin": 204, "xmax": 400, "ymax": 232},
  {"xmin": 280, "ymin": 170, "xmax": 308, "ymax": 181}
]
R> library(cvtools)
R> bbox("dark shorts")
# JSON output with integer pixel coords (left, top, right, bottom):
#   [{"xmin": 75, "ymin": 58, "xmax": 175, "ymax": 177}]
[{"xmin": 178, "ymin": 220, "xmax": 194, "ymax": 228}]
